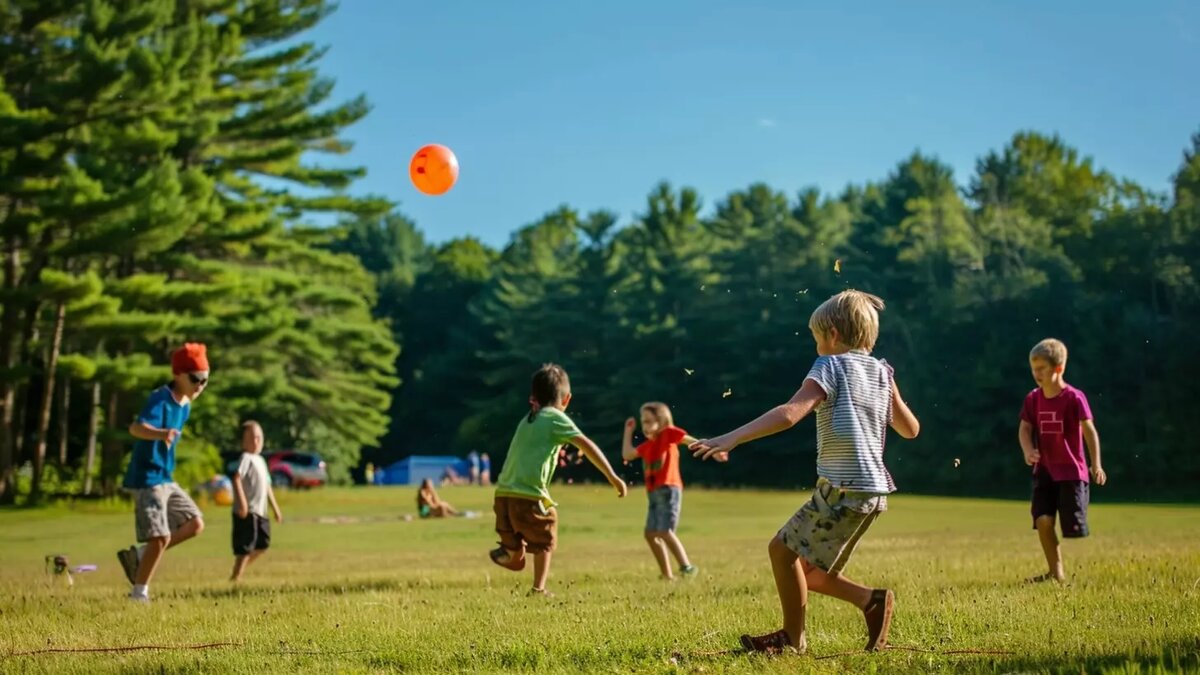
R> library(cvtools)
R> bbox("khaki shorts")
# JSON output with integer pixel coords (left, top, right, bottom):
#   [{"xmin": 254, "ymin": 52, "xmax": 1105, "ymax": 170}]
[
  {"xmin": 777, "ymin": 478, "xmax": 884, "ymax": 574},
  {"xmin": 494, "ymin": 495, "xmax": 557, "ymax": 554},
  {"xmin": 131, "ymin": 483, "xmax": 203, "ymax": 542}
]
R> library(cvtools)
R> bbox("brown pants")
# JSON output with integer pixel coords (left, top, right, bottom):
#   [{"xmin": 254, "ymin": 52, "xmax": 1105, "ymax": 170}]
[{"xmin": 494, "ymin": 495, "xmax": 558, "ymax": 554}]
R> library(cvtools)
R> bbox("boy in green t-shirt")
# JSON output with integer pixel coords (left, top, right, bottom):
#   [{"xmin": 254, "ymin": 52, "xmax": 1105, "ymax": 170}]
[{"xmin": 490, "ymin": 363, "xmax": 627, "ymax": 595}]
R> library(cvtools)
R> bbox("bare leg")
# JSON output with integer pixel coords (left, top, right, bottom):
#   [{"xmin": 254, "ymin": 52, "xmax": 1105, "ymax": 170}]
[
  {"xmin": 802, "ymin": 559, "xmax": 872, "ymax": 608},
  {"xmin": 645, "ymin": 531, "xmax": 673, "ymax": 579},
  {"xmin": 166, "ymin": 517, "xmax": 204, "ymax": 550},
  {"xmin": 768, "ymin": 535, "xmax": 807, "ymax": 649},
  {"xmin": 532, "ymin": 551, "xmax": 552, "ymax": 591},
  {"xmin": 134, "ymin": 536, "xmax": 169, "ymax": 585},
  {"xmin": 1032, "ymin": 515, "xmax": 1065, "ymax": 582},
  {"xmin": 231, "ymin": 550, "xmax": 266, "ymax": 581},
  {"xmin": 660, "ymin": 530, "xmax": 692, "ymax": 569}
]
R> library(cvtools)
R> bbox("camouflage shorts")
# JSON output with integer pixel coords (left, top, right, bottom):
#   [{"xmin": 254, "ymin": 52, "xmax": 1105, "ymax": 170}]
[{"xmin": 777, "ymin": 478, "xmax": 885, "ymax": 574}]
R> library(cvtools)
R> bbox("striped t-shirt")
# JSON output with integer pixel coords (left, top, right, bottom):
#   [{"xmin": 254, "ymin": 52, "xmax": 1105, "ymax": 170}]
[{"xmin": 806, "ymin": 350, "xmax": 896, "ymax": 496}]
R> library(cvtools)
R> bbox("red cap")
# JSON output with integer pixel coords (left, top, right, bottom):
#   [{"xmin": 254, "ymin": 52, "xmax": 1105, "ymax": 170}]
[{"xmin": 171, "ymin": 343, "xmax": 209, "ymax": 375}]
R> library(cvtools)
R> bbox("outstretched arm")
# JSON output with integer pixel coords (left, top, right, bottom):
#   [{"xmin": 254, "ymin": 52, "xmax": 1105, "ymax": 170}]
[
  {"xmin": 691, "ymin": 379, "xmax": 826, "ymax": 460},
  {"xmin": 568, "ymin": 434, "xmax": 628, "ymax": 497}
]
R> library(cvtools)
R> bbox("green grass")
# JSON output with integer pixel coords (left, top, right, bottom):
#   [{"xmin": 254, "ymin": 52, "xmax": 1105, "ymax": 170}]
[{"xmin": 1, "ymin": 486, "xmax": 1197, "ymax": 673}]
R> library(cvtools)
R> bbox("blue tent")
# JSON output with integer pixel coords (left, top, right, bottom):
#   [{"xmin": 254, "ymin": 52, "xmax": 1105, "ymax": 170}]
[{"xmin": 375, "ymin": 455, "xmax": 470, "ymax": 486}]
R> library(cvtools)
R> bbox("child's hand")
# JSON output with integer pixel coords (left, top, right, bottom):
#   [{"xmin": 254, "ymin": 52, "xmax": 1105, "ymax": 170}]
[
  {"xmin": 1090, "ymin": 465, "xmax": 1107, "ymax": 486},
  {"xmin": 690, "ymin": 434, "xmax": 738, "ymax": 461},
  {"xmin": 612, "ymin": 478, "xmax": 628, "ymax": 498},
  {"xmin": 624, "ymin": 418, "xmax": 636, "ymax": 434},
  {"xmin": 274, "ymin": 512, "xmax": 284, "ymax": 524},
  {"xmin": 1023, "ymin": 449, "xmax": 1040, "ymax": 466},
  {"xmin": 237, "ymin": 503, "xmax": 249, "ymax": 519},
  {"xmin": 162, "ymin": 428, "xmax": 180, "ymax": 446}
]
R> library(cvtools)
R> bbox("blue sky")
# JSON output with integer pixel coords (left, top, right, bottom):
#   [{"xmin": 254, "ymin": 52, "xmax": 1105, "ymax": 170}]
[{"xmin": 304, "ymin": 1, "xmax": 1200, "ymax": 247}]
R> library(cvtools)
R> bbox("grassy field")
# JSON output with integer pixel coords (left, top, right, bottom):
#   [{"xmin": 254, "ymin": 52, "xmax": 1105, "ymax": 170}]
[{"xmin": 0, "ymin": 486, "xmax": 1197, "ymax": 674}]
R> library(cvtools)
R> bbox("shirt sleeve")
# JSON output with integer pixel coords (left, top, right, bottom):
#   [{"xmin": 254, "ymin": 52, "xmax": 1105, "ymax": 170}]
[
  {"xmin": 634, "ymin": 440, "xmax": 653, "ymax": 459},
  {"xmin": 805, "ymin": 356, "xmax": 838, "ymax": 401},
  {"xmin": 661, "ymin": 426, "xmax": 686, "ymax": 445},
  {"xmin": 1073, "ymin": 390, "xmax": 1093, "ymax": 421},
  {"xmin": 550, "ymin": 411, "xmax": 583, "ymax": 445},
  {"xmin": 135, "ymin": 389, "xmax": 167, "ymax": 427},
  {"xmin": 237, "ymin": 454, "xmax": 252, "ymax": 479},
  {"xmin": 1019, "ymin": 392, "xmax": 1036, "ymax": 424}
]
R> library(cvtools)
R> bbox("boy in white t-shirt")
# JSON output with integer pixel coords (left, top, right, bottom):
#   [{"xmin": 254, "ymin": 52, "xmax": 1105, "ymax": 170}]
[{"xmin": 231, "ymin": 421, "xmax": 283, "ymax": 582}]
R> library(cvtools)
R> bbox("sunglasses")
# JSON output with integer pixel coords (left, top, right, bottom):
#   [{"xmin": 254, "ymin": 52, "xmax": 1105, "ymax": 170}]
[{"xmin": 187, "ymin": 373, "xmax": 209, "ymax": 386}]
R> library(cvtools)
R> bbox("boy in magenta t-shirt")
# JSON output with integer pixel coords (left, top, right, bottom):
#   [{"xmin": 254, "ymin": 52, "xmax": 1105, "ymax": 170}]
[{"xmin": 1018, "ymin": 338, "xmax": 1107, "ymax": 583}]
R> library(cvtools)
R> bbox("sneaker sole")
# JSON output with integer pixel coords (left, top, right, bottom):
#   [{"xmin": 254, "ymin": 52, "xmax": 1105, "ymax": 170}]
[
  {"xmin": 489, "ymin": 548, "xmax": 526, "ymax": 571},
  {"xmin": 116, "ymin": 549, "xmax": 136, "ymax": 585},
  {"xmin": 866, "ymin": 590, "xmax": 895, "ymax": 652}
]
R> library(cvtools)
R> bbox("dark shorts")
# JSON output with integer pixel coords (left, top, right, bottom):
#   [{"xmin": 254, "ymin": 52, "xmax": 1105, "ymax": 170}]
[
  {"xmin": 494, "ymin": 495, "xmax": 557, "ymax": 554},
  {"xmin": 1031, "ymin": 467, "xmax": 1089, "ymax": 538},
  {"xmin": 232, "ymin": 513, "xmax": 271, "ymax": 555},
  {"xmin": 645, "ymin": 486, "xmax": 682, "ymax": 532}
]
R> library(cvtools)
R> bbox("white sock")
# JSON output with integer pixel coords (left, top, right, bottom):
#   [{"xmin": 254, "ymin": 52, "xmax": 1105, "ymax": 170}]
[{"xmin": 131, "ymin": 584, "xmax": 149, "ymax": 598}]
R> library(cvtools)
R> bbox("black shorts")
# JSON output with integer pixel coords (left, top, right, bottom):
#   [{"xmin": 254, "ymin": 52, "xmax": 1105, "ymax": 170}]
[
  {"xmin": 232, "ymin": 513, "xmax": 271, "ymax": 555},
  {"xmin": 1031, "ymin": 467, "xmax": 1089, "ymax": 538}
]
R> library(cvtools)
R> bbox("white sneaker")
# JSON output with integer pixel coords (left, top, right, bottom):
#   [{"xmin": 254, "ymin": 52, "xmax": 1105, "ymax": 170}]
[{"xmin": 127, "ymin": 592, "xmax": 150, "ymax": 603}]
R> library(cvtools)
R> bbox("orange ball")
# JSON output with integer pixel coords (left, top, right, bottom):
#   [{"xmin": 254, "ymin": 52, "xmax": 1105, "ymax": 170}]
[{"xmin": 409, "ymin": 144, "xmax": 459, "ymax": 195}]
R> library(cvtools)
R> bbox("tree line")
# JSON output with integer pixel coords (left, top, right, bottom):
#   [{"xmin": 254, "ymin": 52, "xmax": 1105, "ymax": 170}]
[{"xmin": 340, "ymin": 132, "xmax": 1200, "ymax": 500}]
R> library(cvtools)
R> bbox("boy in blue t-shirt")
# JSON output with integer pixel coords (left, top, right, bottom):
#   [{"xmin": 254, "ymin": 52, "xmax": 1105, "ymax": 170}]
[{"xmin": 115, "ymin": 343, "xmax": 211, "ymax": 603}]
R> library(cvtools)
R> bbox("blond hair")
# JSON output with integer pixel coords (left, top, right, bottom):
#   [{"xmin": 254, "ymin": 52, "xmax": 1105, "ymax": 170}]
[
  {"xmin": 808, "ymin": 290, "xmax": 885, "ymax": 350},
  {"xmin": 1030, "ymin": 338, "xmax": 1068, "ymax": 367},
  {"xmin": 640, "ymin": 402, "xmax": 674, "ymax": 429}
]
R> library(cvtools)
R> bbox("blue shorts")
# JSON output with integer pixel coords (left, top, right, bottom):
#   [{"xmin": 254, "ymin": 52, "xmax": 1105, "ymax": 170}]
[{"xmin": 645, "ymin": 486, "xmax": 682, "ymax": 532}]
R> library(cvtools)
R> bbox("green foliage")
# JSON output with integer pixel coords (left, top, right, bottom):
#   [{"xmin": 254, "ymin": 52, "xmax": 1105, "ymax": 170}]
[
  {"xmin": 346, "ymin": 131, "xmax": 1200, "ymax": 498},
  {"xmin": 0, "ymin": 1, "xmax": 396, "ymax": 502}
]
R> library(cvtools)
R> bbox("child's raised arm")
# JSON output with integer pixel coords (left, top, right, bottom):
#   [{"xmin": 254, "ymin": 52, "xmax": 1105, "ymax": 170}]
[
  {"xmin": 691, "ymin": 379, "xmax": 826, "ymax": 460},
  {"xmin": 568, "ymin": 434, "xmax": 628, "ymax": 498},
  {"xmin": 621, "ymin": 419, "xmax": 638, "ymax": 462},
  {"xmin": 890, "ymin": 379, "xmax": 920, "ymax": 439}
]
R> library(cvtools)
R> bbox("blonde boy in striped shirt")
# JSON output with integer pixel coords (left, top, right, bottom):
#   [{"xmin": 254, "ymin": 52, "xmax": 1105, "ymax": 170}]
[{"xmin": 691, "ymin": 290, "xmax": 920, "ymax": 656}]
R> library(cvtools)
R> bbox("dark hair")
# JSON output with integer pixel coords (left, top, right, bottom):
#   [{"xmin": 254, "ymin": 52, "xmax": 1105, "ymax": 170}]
[{"xmin": 528, "ymin": 363, "xmax": 570, "ymax": 421}]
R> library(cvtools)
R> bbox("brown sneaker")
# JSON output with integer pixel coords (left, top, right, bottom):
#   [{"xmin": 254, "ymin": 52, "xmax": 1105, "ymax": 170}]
[
  {"xmin": 740, "ymin": 629, "xmax": 802, "ymax": 655},
  {"xmin": 489, "ymin": 545, "xmax": 526, "ymax": 571},
  {"xmin": 863, "ymin": 589, "xmax": 895, "ymax": 651}
]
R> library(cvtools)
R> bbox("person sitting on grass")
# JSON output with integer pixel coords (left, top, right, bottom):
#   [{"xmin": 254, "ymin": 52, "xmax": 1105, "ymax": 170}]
[
  {"xmin": 417, "ymin": 478, "xmax": 459, "ymax": 518},
  {"xmin": 489, "ymin": 363, "xmax": 627, "ymax": 597}
]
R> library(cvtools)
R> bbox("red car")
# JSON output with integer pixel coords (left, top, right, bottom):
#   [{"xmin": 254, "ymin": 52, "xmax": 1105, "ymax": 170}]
[{"xmin": 265, "ymin": 451, "xmax": 328, "ymax": 489}]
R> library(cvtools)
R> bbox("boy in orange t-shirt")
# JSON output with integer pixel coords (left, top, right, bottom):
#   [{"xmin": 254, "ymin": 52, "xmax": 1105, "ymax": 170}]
[{"xmin": 622, "ymin": 402, "xmax": 699, "ymax": 580}]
